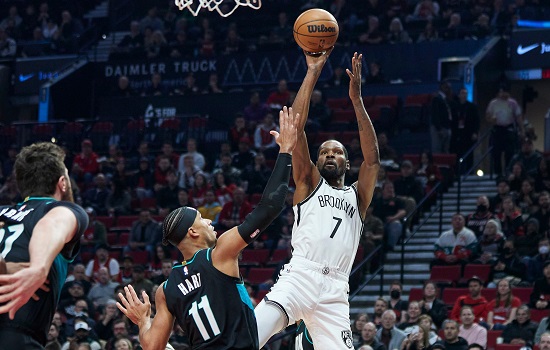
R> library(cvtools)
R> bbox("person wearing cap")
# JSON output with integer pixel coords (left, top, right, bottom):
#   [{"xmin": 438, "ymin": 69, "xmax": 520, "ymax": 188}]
[
  {"xmin": 450, "ymin": 276, "xmax": 487, "ymax": 322},
  {"xmin": 530, "ymin": 260, "xmax": 550, "ymax": 309},
  {"xmin": 85, "ymin": 243, "xmax": 121, "ymax": 282},
  {"xmin": 507, "ymin": 136, "xmax": 542, "ymax": 177},
  {"xmin": 435, "ymin": 320, "xmax": 468, "ymax": 350},
  {"xmin": 486, "ymin": 85, "xmax": 524, "ymax": 176},
  {"xmin": 72, "ymin": 139, "xmax": 100, "ymax": 186},
  {"xmin": 432, "ymin": 213, "xmax": 478, "ymax": 269},
  {"xmin": 116, "ymin": 106, "xmax": 298, "ymax": 349},
  {"xmin": 60, "ymin": 319, "xmax": 101, "ymax": 350}
]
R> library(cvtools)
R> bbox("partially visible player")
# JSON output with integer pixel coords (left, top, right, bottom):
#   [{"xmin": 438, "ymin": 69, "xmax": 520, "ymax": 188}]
[
  {"xmin": 116, "ymin": 106, "xmax": 298, "ymax": 349},
  {"xmin": 0, "ymin": 142, "xmax": 89, "ymax": 349},
  {"xmin": 255, "ymin": 51, "xmax": 380, "ymax": 350}
]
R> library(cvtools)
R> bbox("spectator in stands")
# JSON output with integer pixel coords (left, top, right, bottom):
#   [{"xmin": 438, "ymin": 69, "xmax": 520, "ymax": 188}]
[
  {"xmin": 360, "ymin": 322, "xmax": 386, "ymax": 350},
  {"xmin": 459, "ymin": 306, "xmax": 487, "ymax": 347},
  {"xmin": 149, "ymin": 243, "xmax": 171, "ymax": 276},
  {"xmin": 63, "ymin": 264, "xmax": 92, "ymax": 297},
  {"xmin": 387, "ymin": 17, "xmax": 412, "ymax": 44},
  {"xmin": 377, "ymin": 132, "xmax": 399, "ymax": 167},
  {"xmin": 130, "ymin": 157, "xmax": 154, "ymax": 200},
  {"xmin": 59, "ymin": 281, "xmax": 94, "ymax": 319},
  {"xmin": 352, "ymin": 313, "xmax": 370, "ymax": 348},
  {"xmin": 188, "ymin": 172, "xmax": 210, "ymax": 207},
  {"xmin": 517, "ymin": 217, "xmax": 541, "ymax": 259},
  {"xmin": 502, "ymin": 304, "xmax": 538, "ymax": 345},
  {"xmin": 197, "ymin": 189, "xmax": 222, "ymax": 225},
  {"xmin": 120, "ymin": 255, "xmax": 133, "ymax": 284},
  {"xmin": 358, "ymin": 15, "xmax": 385, "ymax": 45},
  {"xmin": 497, "ymin": 196, "xmax": 524, "ymax": 238},
  {"xmin": 241, "ymin": 152, "xmax": 271, "ymax": 195},
  {"xmin": 434, "ymin": 320, "xmax": 468, "ymax": 350},
  {"xmin": 526, "ymin": 238, "xmax": 550, "ymax": 283},
  {"xmin": 212, "ymin": 153, "xmax": 241, "ymax": 186},
  {"xmin": 377, "ymin": 310, "xmax": 407, "ymax": 350},
  {"xmin": 87, "ymin": 267, "xmax": 119, "ymax": 309},
  {"xmin": 181, "ymin": 138, "xmax": 205, "ymax": 171},
  {"xmin": 1, "ymin": 5, "xmax": 22, "ymax": 29},
  {"xmin": 222, "ymin": 27, "xmax": 245, "ymax": 55},
  {"xmin": 153, "ymin": 156, "xmax": 172, "ymax": 191},
  {"xmin": 61, "ymin": 320, "xmax": 101, "ymax": 350},
  {"xmin": 266, "ymin": 79, "xmax": 290, "ymax": 110},
  {"xmin": 113, "ymin": 21, "xmax": 144, "ymax": 58},
  {"xmin": 401, "ymin": 324, "xmax": 432, "ymax": 350},
  {"xmin": 169, "ymin": 30, "xmax": 192, "ymax": 59},
  {"xmin": 432, "ymin": 213, "xmax": 478, "ymax": 268},
  {"xmin": 486, "ymin": 279, "xmax": 521, "ymax": 330},
  {"xmin": 128, "ymin": 264, "xmax": 154, "ymax": 296},
  {"xmin": 85, "ymin": 243, "xmax": 120, "ymax": 282},
  {"xmin": 399, "ymin": 301, "xmax": 422, "ymax": 330},
  {"xmin": 450, "ymin": 276, "xmax": 487, "ymax": 322},
  {"xmin": 0, "ymin": 27, "xmax": 16, "ymax": 57},
  {"xmin": 156, "ymin": 170, "xmax": 182, "ymax": 216},
  {"xmin": 466, "ymin": 195, "xmax": 494, "ymax": 238},
  {"xmin": 531, "ymin": 260, "xmax": 550, "ymax": 309},
  {"xmin": 472, "ymin": 14, "xmax": 493, "ymax": 40},
  {"xmin": 152, "ymin": 259, "xmax": 173, "ymax": 285},
  {"xmin": 489, "ymin": 177, "xmax": 512, "ymax": 215},
  {"xmin": 102, "ymin": 318, "xmax": 130, "ymax": 350},
  {"xmin": 177, "ymin": 155, "xmax": 200, "ymax": 190},
  {"xmin": 389, "ymin": 281, "xmax": 409, "ymax": 323},
  {"xmin": 232, "ymin": 137, "xmax": 256, "ymax": 171},
  {"xmin": 94, "ymin": 299, "xmax": 120, "ymax": 342},
  {"xmin": 140, "ymin": 7, "xmax": 164, "ymax": 33},
  {"xmin": 450, "ymin": 88, "xmax": 479, "ymax": 172},
  {"xmin": 198, "ymin": 30, "xmax": 216, "ymax": 57},
  {"xmin": 243, "ymin": 92, "xmax": 270, "ymax": 130},
  {"xmin": 417, "ymin": 21, "xmax": 440, "ymax": 43},
  {"xmin": 112, "ymin": 76, "xmax": 137, "ymax": 97},
  {"xmin": 145, "ymin": 30, "xmax": 168, "ymax": 59},
  {"xmin": 47, "ymin": 324, "xmax": 61, "ymax": 348},
  {"xmin": 212, "ymin": 172, "xmax": 236, "ymax": 206},
  {"xmin": 106, "ymin": 179, "xmax": 131, "ymax": 216},
  {"xmin": 254, "ymin": 113, "xmax": 280, "ymax": 159},
  {"xmin": 217, "ymin": 186, "xmax": 252, "ymax": 231},
  {"xmin": 73, "ymin": 139, "xmax": 100, "ymax": 186},
  {"xmin": 42, "ymin": 17, "xmax": 58, "ymax": 40},
  {"xmin": 125, "ymin": 209, "xmax": 161, "ymax": 257},
  {"xmin": 365, "ymin": 61, "xmax": 387, "ymax": 85},
  {"xmin": 416, "ymin": 151, "xmax": 442, "ymax": 196},
  {"xmin": 142, "ymin": 72, "xmax": 167, "ymax": 96},
  {"xmin": 81, "ymin": 207, "xmax": 107, "ymax": 252},
  {"xmin": 394, "ymin": 160, "xmax": 424, "ymax": 205},
  {"xmin": 473, "ymin": 219, "xmax": 504, "ymax": 266},
  {"xmin": 538, "ymin": 331, "xmax": 550, "ymax": 350},
  {"xmin": 373, "ymin": 297, "xmax": 389, "ymax": 327},
  {"xmin": 491, "ymin": 239, "xmax": 526, "ymax": 286},
  {"xmin": 430, "ymin": 81, "xmax": 453, "ymax": 154},
  {"xmin": 372, "ymin": 181, "xmax": 407, "ymax": 250},
  {"xmin": 410, "ymin": 0, "xmax": 440, "ymax": 21},
  {"xmin": 530, "ymin": 191, "xmax": 550, "ymax": 234},
  {"xmin": 516, "ymin": 178, "xmax": 537, "ymax": 217},
  {"xmin": 361, "ymin": 206, "xmax": 385, "ymax": 264},
  {"xmin": 419, "ymin": 281, "xmax": 448, "ymax": 329},
  {"xmin": 508, "ymin": 137, "xmax": 543, "ymax": 178},
  {"xmin": 486, "ymin": 85, "xmax": 524, "ymax": 177},
  {"xmin": 324, "ymin": 66, "xmax": 349, "ymax": 88},
  {"xmin": 229, "ymin": 114, "xmax": 251, "ymax": 151},
  {"xmin": 508, "ymin": 161, "xmax": 527, "ymax": 194},
  {"xmin": 307, "ymin": 90, "xmax": 331, "ymax": 131},
  {"xmin": 441, "ymin": 13, "xmax": 467, "ymax": 41},
  {"xmin": 54, "ymin": 11, "xmax": 82, "ymax": 53}
]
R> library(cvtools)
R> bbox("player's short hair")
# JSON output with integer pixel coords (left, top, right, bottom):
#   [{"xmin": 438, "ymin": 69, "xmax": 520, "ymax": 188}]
[
  {"xmin": 15, "ymin": 142, "xmax": 66, "ymax": 198},
  {"xmin": 317, "ymin": 139, "xmax": 349, "ymax": 160}
]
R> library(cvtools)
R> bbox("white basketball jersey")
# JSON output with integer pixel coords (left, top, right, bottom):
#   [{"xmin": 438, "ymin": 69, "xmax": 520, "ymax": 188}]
[{"xmin": 291, "ymin": 179, "xmax": 364, "ymax": 275}]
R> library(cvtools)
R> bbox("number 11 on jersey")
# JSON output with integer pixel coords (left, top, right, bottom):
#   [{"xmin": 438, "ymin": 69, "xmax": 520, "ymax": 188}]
[{"xmin": 189, "ymin": 295, "xmax": 221, "ymax": 341}]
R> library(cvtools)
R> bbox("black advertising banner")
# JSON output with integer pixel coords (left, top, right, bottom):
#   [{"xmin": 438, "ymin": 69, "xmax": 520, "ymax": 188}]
[
  {"xmin": 510, "ymin": 28, "xmax": 550, "ymax": 70},
  {"xmin": 14, "ymin": 55, "xmax": 78, "ymax": 95}
]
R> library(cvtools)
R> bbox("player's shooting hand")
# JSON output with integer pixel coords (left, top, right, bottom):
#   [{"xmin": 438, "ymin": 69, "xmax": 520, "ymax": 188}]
[
  {"xmin": 305, "ymin": 46, "xmax": 333, "ymax": 72},
  {"xmin": 271, "ymin": 106, "xmax": 298, "ymax": 155},
  {"xmin": 117, "ymin": 285, "xmax": 151, "ymax": 326},
  {"xmin": 0, "ymin": 265, "xmax": 49, "ymax": 319},
  {"xmin": 346, "ymin": 52, "xmax": 363, "ymax": 100}
]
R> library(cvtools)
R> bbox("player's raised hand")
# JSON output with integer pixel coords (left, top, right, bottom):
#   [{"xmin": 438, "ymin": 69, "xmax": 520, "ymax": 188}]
[
  {"xmin": 346, "ymin": 52, "xmax": 363, "ymax": 100},
  {"xmin": 271, "ymin": 106, "xmax": 298, "ymax": 155},
  {"xmin": 117, "ymin": 285, "xmax": 152, "ymax": 326},
  {"xmin": 305, "ymin": 46, "xmax": 334, "ymax": 72}
]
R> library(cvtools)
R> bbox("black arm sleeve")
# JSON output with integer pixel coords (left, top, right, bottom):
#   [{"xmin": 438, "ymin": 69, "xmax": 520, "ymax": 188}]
[{"xmin": 237, "ymin": 153, "xmax": 291, "ymax": 244}]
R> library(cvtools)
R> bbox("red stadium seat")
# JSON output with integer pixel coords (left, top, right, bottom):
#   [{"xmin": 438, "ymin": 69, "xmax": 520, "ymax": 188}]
[
  {"xmin": 459, "ymin": 264, "xmax": 492, "ymax": 286},
  {"xmin": 240, "ymin": 249, "xmax": 270, "ymax": 267},
  {"xmin": 128, "ymin": 251, "xmax": 149, "ymax": 265},
  {"xmin": 246, "ymin": 268, "xmax": 275, "ymax": 284},
  {"xmin": 442, "ymin": 288, "xmax": 468, "ymax": 306},
  {"xmin": 373, "ymin": 95, "xmax": 399, "ymax": 109},
  {"xmin": 487, "ymin": 330, "xmax": 503, "ymax": 350},
  {"xmin": 408, "ymin": 288, "xmax": 424, "ymax": 302},
  {"xmin": 495, "ymin": 344, "xmax": 522, "ymax": 350},
  {"xmin": 512, "ymin": 287, "xmax": 532, "ymax": 303},
  {"xmin": 256, "ymin": 289, "xmax": 269, "ymax": 301},
  {"xmin": 530, "ymin": 309, "xmax": 549, "ymax": 322},
  {"xmin": 481, "ymin": 288, "xmax": 496, "ymax": 301},
  {"xmin": 267, "ymin": 249, "xmax": 289, "ymax": 267},
  {"xmin": 429, "ymin": 264, "xmax": 461, "ymax": 286},
  {"xmin": 114, "ymin": 216, "xmax": 138, "ymax": 229}
]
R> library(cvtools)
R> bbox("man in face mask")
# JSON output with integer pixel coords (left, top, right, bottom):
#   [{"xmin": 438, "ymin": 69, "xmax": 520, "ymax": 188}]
[
  {"xmin": 466, "ymin": 195, "xmax": 494, "ymax": 238},
  {"xmin": 526, "ymin": 238, "xmax": 550, "ymax": 283},
  {"xmin": 388, "ymin": 281, "xmax": 408, "ymax": 323}
]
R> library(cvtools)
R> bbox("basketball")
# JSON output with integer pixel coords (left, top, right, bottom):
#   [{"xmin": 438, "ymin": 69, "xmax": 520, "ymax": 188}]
[{"xmin": 293, "ymin": 9, "xmax": 339, "ymax": 54}]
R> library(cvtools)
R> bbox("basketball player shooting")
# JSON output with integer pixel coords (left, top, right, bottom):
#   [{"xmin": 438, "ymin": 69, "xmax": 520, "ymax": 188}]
[
  {"xmin": 116, "ymin": 106, "xmax": 298, "ymax": 350},
  {"xmin": 255, "ymin": 51, "xmax": 380, "ymax": 349}
]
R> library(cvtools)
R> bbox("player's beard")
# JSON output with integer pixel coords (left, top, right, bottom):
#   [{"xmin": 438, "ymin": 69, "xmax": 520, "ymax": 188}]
[{"xmin": 319, "ymin": 164, "xmax": 345, "ymax": 181}]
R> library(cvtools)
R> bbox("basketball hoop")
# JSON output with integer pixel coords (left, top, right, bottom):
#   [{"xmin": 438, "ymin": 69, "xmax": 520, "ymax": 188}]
[{"xmin": 174, "ymin": 0, "xmax": 261, "ymax": 17}]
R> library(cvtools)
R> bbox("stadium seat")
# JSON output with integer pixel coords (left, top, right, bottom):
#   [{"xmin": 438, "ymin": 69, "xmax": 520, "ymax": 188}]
[
  {"xmin": 459, "ymin": 264, "xmax": 492, "ymax": 286},
  {"xmin": 89, "ymin": 121, "xmax": 114, "ymax": 153},
  {"xmin": 117, "ymin": 232, "xmax": 130, "ymax": 246},
  {"xmin": 327, "ymin": 97, "xmax": 349, "ymax": 111},
  {"xmin": 267, "ymin": 249, "xmax": 289, "ymax": 267},
  {"xmin": 442, "ymin": 288, "xmax": 468, "ymax": 306},
  {"xmin": 530, "ymin": 309, "xmax": 549, "ymax": 322},
  {"xmin": 495, "ymin": 344, "xmax": 522, "ymax": 350},
  {"xmin": 256, "ymin": 289, "xmax": 269, "ymax": 302},
  {"xmin": 96, "ymin": 216, "xmax": 114, "ymax": 230},
  {"xmin": 128, "ymin": 250, "xmax": 149, "ymax": 265},
  {"xmin": 140, "ymin": 197, "xmax": 157, "ymax": 210},
  {"xmin": 402, "ymin": 154, "xmax": 421, "ymax": 166},
  {"xmin": 512, "ymin": 287, "xmax": 532, "ymax": 303},
  {"xmin": 408, "ymin": 288, "xmax": 424, "ymax": 302},
  {"xmin": 106, "ymin": 233, "xmax": 118, "ymax": 246},
  {"xmin": 31, "ymin": 124, "xmax": 55, "ymax": 143},
  {"xmin": 373, "ymin": 95, "xmax": 399, "ymax": 109},
  {"xmin": 114, "ymin": 216, "xmax": 138, "ymax": 229},
  {"xmin": 240, "ymin": 249, "xmax": 270, "ymax": 267},
  {"xmin": 487, "ymin": 330, "xmax": 503, "ymax": 350},
  {"xmin": 481, "ymin": 288, "xmax": 496, "ymax": 301}
]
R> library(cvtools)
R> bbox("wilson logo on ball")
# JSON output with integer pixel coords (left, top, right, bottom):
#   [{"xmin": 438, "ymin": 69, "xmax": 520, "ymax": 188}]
[{"xmin": 306, "ymin": 24, "xmax": 336, "ymax": 33}]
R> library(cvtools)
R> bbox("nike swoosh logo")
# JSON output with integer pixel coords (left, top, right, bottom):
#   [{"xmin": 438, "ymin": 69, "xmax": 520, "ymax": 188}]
[
  {"xmin": 517, "ymin": 44, "xmax": 539, "ymax": 55},
  {"xmin": 18, "ymin": 73, "xmax": 34, "ymax": 82}
]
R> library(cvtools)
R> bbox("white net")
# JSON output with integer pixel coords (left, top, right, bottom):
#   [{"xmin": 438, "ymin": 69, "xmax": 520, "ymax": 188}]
[{"xmin": 174, "ymin": 0, "xmax": 261, "ymax": 17}]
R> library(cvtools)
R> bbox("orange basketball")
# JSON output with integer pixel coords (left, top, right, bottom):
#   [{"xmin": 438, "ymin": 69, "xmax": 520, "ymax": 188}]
[{"xmin": 293, "ymin": 9, "xmax": 339, "ymax": 54}]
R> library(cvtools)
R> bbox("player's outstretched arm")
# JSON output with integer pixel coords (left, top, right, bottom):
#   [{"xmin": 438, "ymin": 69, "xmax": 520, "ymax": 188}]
[
  {"xmin": 346, "ymin": 52, "xmax": 380, "ymax": 218},
  {"xmin": 212, "ymin": 106, "xmax": 297, "ymax": 276},
  {"xmin": 291, "ymin": 49, "xmax": 332, "ymax": 200},
  {"xmin": 117, "ymin": 284, "xmax": 174, "ymax": 350},
  {"xmin": 0, "ymin": 206, "xmax": 82, "ymax": 319}
]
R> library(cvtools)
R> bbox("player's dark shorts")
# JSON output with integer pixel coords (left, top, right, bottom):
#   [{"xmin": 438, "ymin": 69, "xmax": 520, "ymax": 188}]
[{"xmin": 0, "ymin": 328, "xmax": 44, "ymax": 350}]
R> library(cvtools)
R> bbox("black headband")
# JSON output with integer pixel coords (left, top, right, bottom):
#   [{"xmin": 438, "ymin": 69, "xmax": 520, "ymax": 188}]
[{"xmin": 162, "ymin": 207, "xmax": 198, "ymax": 247}]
